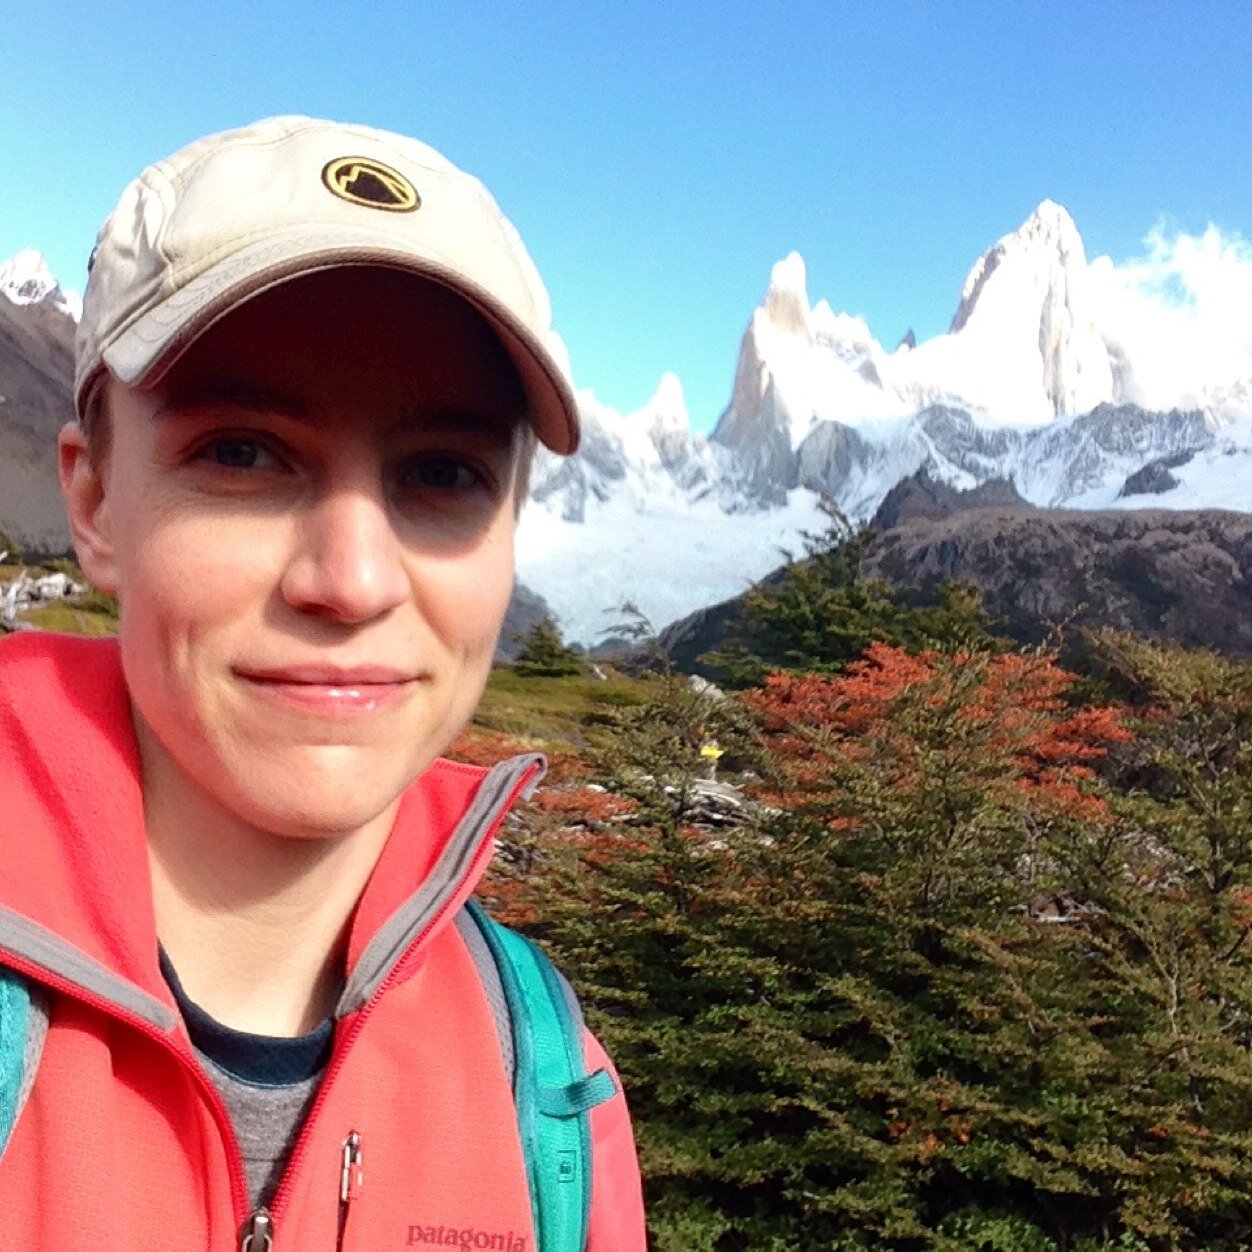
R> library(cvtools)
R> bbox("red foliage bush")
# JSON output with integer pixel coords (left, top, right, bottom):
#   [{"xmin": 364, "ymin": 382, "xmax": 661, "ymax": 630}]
[
  {"xmin": 745, "ymin": 643, "xmax": 1131, "ymax": 825},
  {"xmin": 445, "ymin": 726, "xmax": 590, "ymax": 783}
]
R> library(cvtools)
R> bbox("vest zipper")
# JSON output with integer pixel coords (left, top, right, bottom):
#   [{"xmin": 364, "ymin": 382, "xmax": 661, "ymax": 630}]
[
  {"xmin": 262, "ymin": 760, "xmax": 544, "ymax": 1231},
  {"xmin": 240, "ymin": 1208, "xmax": 274, "ymax": 1251},
  {"xmin": 337, "ymin": 1131, "xmax": 364, "ymax": 1250},
  {"xmin": 236, "ymin": 1130, "xmax": 364, "ymax": 1252}
]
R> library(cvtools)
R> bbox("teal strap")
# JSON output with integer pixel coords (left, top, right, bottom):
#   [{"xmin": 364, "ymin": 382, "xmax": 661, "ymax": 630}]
[
  {"xmin": 465, "ymin": 901, "xmax": 616, "ymax": 1252},
  {"xmin": 0, "ymin": 967, "xmax": 33, "ymax": 1153},
  {"xmin": 536, "ymin": 1070, "xmax": 618, "ymax": 1119}
]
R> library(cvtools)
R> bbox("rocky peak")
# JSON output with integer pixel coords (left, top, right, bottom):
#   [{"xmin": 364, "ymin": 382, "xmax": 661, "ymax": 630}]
[
  {"xmin": 951, "ymin": 201, "xmax": 1086, "ymax": 335},
  {"xmin": 1018, "ymin": 199, "xmax": 1085, "ymax": 258},
  {"xmin": 711, "ymin": 249, "xmax": 905, "ymax": 491},
  {"xmin": 944, "ymin": 201, "xmax": 1114, "ymax": 417},
  {"xmin": 0, "ymin": 250, "xmax": 80, "ymax": 320},
  {"xmin": 870, "ymin": 468, "xmax": 1031, "ymax": 530},
  {"xmin": 643, "ymin": 372, "xmax": 691, "ymax": 437},
  {"xmin": 763, "ymin": 252, "xmax": 810, "ymax": 337}
]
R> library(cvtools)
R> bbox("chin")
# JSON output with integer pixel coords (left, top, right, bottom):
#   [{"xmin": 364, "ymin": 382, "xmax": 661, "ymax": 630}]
[
  {"xmin": 219, "ymin": 748, "xmax": 429, "ymax": 840},
  {"xmin": 236, "ymin": 783, "xmax": 402, "ymax": 841}
]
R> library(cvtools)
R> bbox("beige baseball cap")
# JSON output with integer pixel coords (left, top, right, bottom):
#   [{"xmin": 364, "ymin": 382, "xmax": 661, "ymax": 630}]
[{"xmin": 74, "ymin": 115, "xmax": 580, "ymax": 454}]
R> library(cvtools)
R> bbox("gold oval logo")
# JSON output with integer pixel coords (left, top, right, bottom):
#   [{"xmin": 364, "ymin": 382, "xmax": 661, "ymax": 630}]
[{"xmin": 321, "ymin": 157, "xmax": 420, "ymax": 213}]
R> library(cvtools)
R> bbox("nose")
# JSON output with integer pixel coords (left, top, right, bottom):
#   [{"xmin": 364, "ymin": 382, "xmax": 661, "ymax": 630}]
[{"xmin": 280, "ymin": 484, "xmax": 410, "ymax": 624}]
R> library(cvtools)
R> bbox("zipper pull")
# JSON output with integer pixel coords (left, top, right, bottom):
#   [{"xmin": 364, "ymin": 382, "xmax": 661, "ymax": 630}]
[
  {"xmin": 337, "ymin": 1131, "xmax": 364, "ymax": 1249},
  {"xmin": 240, "ymin": 1208, "xmax": 274, "ymax": 1252},
  {"xmin": 340, "ymin": 1130, "xmax": 364, "ymax": 1203}
]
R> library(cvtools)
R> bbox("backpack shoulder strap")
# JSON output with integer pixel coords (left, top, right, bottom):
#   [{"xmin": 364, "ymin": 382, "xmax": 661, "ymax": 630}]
[
  {"xmin": 461, "ymin": 900, "xmax": 617, "ymax": 1252},
  {"xmin": 0, "ymin": 966, "xmax": 49, "ymax": 1158}
]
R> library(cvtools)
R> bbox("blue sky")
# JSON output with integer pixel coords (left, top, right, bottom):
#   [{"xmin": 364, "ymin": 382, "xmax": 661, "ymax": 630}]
[{"xmin": 3, "ymin": 1, "xmax": 1249, "ymax": 430}]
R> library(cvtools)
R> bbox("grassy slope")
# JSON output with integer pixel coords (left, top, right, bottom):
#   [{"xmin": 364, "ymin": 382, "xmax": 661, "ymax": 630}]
[
  {"xmin": 0, "ymin": 560, "xmax": 120, "ymax": 637},
  {"xmin": 470, "ymin": 665, "xmax": 649, "ymax": 757}
]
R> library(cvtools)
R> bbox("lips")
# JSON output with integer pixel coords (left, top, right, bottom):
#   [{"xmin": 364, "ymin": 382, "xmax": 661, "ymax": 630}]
[
  {"xmin": 238, "ymin": 665, "xmax": 419, "ymax": 685},
  {"xmin": 234, "ymin": 664, "xmax": 424, "ymax": 716}
]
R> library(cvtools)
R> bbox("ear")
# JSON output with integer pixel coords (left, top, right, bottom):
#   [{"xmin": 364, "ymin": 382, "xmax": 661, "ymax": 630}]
[{"xmin": 58, "ymin": 422, "xmax": 119, "ymax": 595}]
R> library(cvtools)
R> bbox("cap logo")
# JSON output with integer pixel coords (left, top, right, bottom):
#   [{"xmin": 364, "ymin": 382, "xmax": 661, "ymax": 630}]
[{"xmin": 321, "ymin": 157, "xmax": 420, "ymax": 212}]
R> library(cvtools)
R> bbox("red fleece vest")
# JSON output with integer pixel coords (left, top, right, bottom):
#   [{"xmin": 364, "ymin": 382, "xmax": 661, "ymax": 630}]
[{"xmin": 0, "ymin": 633, "xmax": 541, "ymax": 1250}]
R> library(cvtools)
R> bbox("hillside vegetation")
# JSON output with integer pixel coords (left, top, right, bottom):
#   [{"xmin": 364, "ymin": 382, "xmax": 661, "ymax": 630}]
[{"xmin": 465, "ymin": 567, "xmax": 1252, "ymax": 1249}]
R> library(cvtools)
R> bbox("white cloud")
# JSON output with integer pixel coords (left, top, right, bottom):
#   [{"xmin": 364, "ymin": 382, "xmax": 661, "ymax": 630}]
[{"xmin": 1088, "ymin": 222, "xmax": 1252, "ymax": 415}]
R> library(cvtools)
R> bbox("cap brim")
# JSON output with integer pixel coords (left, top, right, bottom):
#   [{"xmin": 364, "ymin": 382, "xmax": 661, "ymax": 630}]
[{"xmin": 100, "ymin": 225, "xmax": 580, "ymax": 454}]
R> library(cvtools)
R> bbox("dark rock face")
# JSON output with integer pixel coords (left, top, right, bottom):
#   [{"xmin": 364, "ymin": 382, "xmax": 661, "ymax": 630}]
[
  {"xmin": 1119, "ymin": 451, "xmax": 1194, "ymax": 499},
  {"xmin": 794, "ymin": 418, "xmax": 878, "ymax": 494},
  {"xmin": 782, "ymin": 402, "xmax": 1213, "ymax": 519},
  {"xmin": 871, "ymin": 469, "xmax": 1031, "ymax": 530},
  {"xmin": 657, "ymin": 591, "xmax": 752, "ymax": 676},
  {"xmin": 712, "ymin": 377, "xmax": 797, "ymax": 505},
  {"xmin": 529, "ymin": 419, "xmax": 630, "ymax": 523},
  {"xmin": 0, "ymin": 296, "xmax": 75, "ymax": 554},
  {"xmin": 865, "ymin": 508, "xmax": 1252, "ymax": 655},
  {"xmin": 659, "ymin": 508, "xmax": 1252, "ymax": 671},
  {"xmin": 1021, "ymin": 404, "xmax": 1210, "ymax": 505},
  {"xmin": 917, "ymin": 404, "xmax": 1021, "ymax": 468},
  {"xmin": 710, "ymin": 321, "xmax": 799, "ymax": 506}
]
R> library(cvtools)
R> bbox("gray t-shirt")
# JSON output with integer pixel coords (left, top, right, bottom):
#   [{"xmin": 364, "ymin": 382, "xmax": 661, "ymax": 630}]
[
  {"xmin": 159, "ymin": 949, "xmax": 333, "ymax": 1209},
  {"xmin": 195, "ymin": 1048, "xmax": 322, "ymax": 1208}
]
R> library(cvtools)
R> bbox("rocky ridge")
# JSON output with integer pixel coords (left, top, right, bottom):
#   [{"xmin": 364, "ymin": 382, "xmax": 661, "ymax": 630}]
[
  {"xmin": 658, "ymin": 489, "xmax": 1252, "ymax": 674},
  {"xmin": 0, "ymin": 252, "xmax": 77, "ymax": 553}
]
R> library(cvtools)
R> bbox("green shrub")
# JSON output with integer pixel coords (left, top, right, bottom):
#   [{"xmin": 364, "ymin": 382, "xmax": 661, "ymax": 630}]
[
  {"xmin": 499, "ymin": 639, "xmax": 1252, "ymax": 1248},
  {"xmin": 702, "ymin": 500, "xmax": 1003, "ymax": 686},
  {"xmin": 512, "ymin": 617, "xmax": 583, "ymax": 677}
]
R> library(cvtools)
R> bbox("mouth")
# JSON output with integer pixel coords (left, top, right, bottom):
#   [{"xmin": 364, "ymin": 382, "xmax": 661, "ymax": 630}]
[{"xmin": 234, "ymin": 665, "xmax": 425, "ymax": 715}]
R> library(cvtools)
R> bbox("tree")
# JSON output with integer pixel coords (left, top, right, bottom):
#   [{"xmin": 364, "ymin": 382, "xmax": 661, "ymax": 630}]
[
  {"xmin": 703, "ymin": 500, "xmax": 1002, "ymax": 686},
  {"xmin": 1050, "ymin": 633, "xmax": 1252, "ymax": 1244},
  {"xmin": 512, "ymin": 615, "xmax": 583, "ymax": 677}
]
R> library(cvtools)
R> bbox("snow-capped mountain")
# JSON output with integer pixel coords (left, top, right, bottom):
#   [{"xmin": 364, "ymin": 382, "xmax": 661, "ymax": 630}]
[
  {"xmin": 0, "ymin": 249, "xmax": 81, "ymax": 320},
  {"xmin": 519, "ymin": 202, "xmax": 1252, "ymax": 644},
  {"xmin": 529, "ymin": 375, "xmax": 730, "ymax": 521},
  {"xmin": 0, "ymin": 251, "xmax": 78, "ymax": 553},
  {"xmin": 4, "ymin": 207, "xmax": 1251, "ymax": 648},
  {"xmin": 517, "ymin": 374, "xmax": 828, "ymax": 643},
  {"xmin": 715, "ymin": 200, "xmax": 1250, "ymax": 454},
  {"xmin": 907, "ymin": 199, "xmax": 1114, "ymax": 420}
]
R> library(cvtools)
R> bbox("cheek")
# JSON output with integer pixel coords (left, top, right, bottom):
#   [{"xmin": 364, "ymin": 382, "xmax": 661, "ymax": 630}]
[
  {"xmin": 115, "ymin": 509, "xmax": 283, "ymax": 649},
  {"xmin": 418, "ymin": 526, "xmax": 516, "ymax": 654}
]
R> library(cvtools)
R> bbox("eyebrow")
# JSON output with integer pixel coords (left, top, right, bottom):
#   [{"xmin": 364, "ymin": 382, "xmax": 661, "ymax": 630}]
[
  {"xmin": 388, "ymin": 405, "xmax": 524, "ymax": 445},
  {"xmin": 153, "ymin": 380, "xmax": 308, "ymax": 422},
  {"xmin": 155, "ymin": 382, "xmax": 523, "ymax": 445}
]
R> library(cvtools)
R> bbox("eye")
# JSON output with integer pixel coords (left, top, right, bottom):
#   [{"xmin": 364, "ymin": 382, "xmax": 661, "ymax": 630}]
[
  {"xmin": 197, "ymin": 436, "xmax": 282, "ymax": 471},
  {"xmin": 400, "ymin": 453, "xmax": 484, "ymax": 491}
]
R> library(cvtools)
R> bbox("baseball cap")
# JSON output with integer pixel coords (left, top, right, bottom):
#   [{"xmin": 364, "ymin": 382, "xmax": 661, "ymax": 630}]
[{"xmin": 74, "ymin": 115, "xmax": 580, "ymax": 454}]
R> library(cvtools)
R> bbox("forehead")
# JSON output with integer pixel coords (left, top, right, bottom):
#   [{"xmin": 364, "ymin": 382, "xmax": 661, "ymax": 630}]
[{"xmin": 144, "ymin": 267, "xmax": 527, "ymax": 438}]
